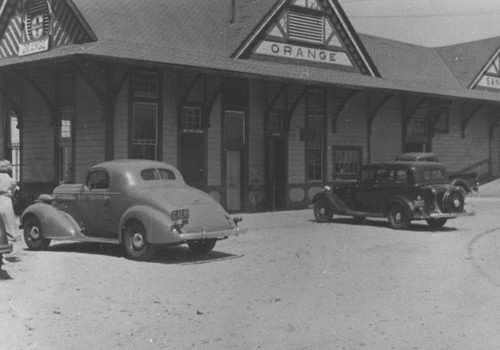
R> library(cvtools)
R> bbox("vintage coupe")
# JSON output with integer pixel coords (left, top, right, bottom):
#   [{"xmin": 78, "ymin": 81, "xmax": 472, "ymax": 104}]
[
  {"xmin": 311, "ymin": 161, "xmax": 472, "ymax": 230},
  {"xmin": 21, "ymin": 160, "xmax": 246, "ymax": 261}
]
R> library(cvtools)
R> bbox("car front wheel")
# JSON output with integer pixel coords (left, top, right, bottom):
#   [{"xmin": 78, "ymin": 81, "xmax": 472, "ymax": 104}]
[
  {"xmin": 188, "ymin": 239, "xmax": 216, "ymax": 254},
  {"xmin": 313, "ymin": 199, "xmax": 333, "ymax": 223},
  {"xmin": 388, "ymin": 204, "xmax": 411, "ymax": 230},
  {"xmin": 123, "ymin": 222, "xmax": 157, "ymax": 261},
  {"xmin": 23, "ymin": 216, "xmax": 51, "ymax": 250}
]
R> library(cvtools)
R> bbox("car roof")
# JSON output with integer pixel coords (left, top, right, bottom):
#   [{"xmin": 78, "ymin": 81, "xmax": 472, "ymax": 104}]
[
  {"xmin": 91, "ymin": 159, "xmax": 180, "ymax": 172},
  {"xmin": 363, "ymin": 161, "xmax": 444, "ymax": 169},
  {"xmin": 395, "ymin": 152, "xmax": 439, "ymax": 161}
]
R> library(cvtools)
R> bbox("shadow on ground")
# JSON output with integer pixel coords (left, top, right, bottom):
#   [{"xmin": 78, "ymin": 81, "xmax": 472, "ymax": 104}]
[{"xmin": 26, "ymin": 242, "xmax": 243, "ymax": 265}]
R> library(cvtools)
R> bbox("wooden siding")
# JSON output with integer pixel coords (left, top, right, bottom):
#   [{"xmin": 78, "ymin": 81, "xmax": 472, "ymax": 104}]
[
  {"xmin": 247, "ymin": 80, "xmax": 266, "ymax": 190},
  {"xmin": 21, "ymin": 83, "xmax": 54, "ymax": 182},
  {"xmin": 207, "ymin": 96, "xmax": 221, "ymax": 187},
  {"xmin": 329, "ymin": 93, "xmax": 369, "ymax": 163},
  {"xmin": 74, "ymin": 75, "xmax": 105, "ymax": 182},
  {"xmin": 162, "ymin": 69, "xmax": 177, "ymax": 165},
  {"xmin": 370, "ymin": 96, "xmax": 403, "ymax": 163},
  {"xmin": 433, "ymin": 103, "xmax": 490, "ymax": 176},
  {"xmin": 113, "ymin": 82, "xmax": 128, "ymax": 160}
]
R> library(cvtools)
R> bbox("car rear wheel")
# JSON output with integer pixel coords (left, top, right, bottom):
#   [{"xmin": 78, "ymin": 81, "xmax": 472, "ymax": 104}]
[
  {"xmin": 188, "ymin": 239, "xmax": 216, "ymax": 254},
  {"xmin": 426, "ymin": 218, "xmax": 447, "ymax": 228},
  {"xmin": 23, "ymin": 216, "xmax": 51, "ymax": 250},
  {"xmin": 123, "ymin": 222, "xmax": 157, "ymax": 261},
  {"xmin": 388, "ymin": 204, "xmax": 411, "ymax": 230},
  {"xmin": 313, "ymin": 199, "xmax": 333, "ymax": 223}
]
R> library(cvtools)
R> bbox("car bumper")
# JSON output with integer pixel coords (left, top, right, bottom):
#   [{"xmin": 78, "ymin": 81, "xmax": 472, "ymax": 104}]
[
  {"xmin": 178, "ymin": 227, "xmax": 248, "ymax": 241},
  {"xmin": 423, "ymin": 211, "xmax": 475, "ymax": 220}
]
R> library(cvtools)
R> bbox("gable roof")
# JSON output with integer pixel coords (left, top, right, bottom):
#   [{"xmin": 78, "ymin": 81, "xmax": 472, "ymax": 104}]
[
  {"xmin": 437, "ymin": 36, "xmax": 500, "ymax": 89},
  {"xmin": 1, "ymin": 0, "xmax": 500, "ymax": 105}
]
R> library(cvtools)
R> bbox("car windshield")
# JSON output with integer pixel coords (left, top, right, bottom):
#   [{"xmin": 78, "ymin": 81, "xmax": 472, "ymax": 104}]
[{"xmin": 141, "ymin": 168, "xmax": 177, "ymax": 181}]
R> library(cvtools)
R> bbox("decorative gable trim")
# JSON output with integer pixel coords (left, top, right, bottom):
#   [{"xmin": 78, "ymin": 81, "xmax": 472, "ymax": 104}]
[
  {"xmin": 233, "ymin": 0, "xmax": 379, "ymax": 77},
  {"xmin": 0, "ymin": 0, "xmax": 96, "ymax": 59},
  {"xmin": 470, "ymin": 48, "xmax": 500, "ymax": 92}
]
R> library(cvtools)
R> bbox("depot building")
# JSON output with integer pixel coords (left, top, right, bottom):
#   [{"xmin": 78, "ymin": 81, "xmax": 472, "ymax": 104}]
[{"xmin": 1, "ymin": 0, "xmax": 500, "ymax": 212}]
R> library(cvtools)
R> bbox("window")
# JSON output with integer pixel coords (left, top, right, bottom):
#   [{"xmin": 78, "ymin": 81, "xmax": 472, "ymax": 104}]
[
  {"xmin": 141, "ymin": 168, "xmax": 176, "ymax": 181},
  {"xmin": 333, "ymin": 146, "xmax": 361, "ymax": 180},
  {"xmin": 8, "ymin": 113, "xmax": 20, "ymax": 182},
  {"xmin": 130, "ymin": 70, "xmax": 160, "ymax": 160},
  {"xmin": 132, "ymin": 71, "xmax": 158, "ymax": 99},
  {"xmin": 307, "ymin": 148, "xmax": 323, "ymax": 181},
  {"xmin": 86, "ymin": 170, "xmax": 109, "ymax": 190},
  {"xmin": 181, "ymin": 107, "xmax": 203, "ymax": 133},
  {"xmin": 132, "ymin": 102, "xmax": 158, "ymax": 160},
  {"xmin": 306, "ymin": 114, "xmax": 324, "ymax": 181},
  {"xmin": 407, "ymin": 115, "xmax": 428, "ymax": 137}
]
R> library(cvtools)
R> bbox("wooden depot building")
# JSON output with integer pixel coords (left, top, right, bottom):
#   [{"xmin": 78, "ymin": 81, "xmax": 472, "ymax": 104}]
[{"xmin": 2, "ymin": 0, "xmax": 500, "ymax": 212}]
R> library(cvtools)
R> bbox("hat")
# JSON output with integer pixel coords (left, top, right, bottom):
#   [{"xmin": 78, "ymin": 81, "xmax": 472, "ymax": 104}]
[{"xmin": 0, "ymin": 160, "xmax": 12, "ymax": 173}]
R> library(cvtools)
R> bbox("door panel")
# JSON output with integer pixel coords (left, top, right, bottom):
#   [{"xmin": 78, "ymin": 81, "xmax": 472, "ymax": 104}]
[
  {"xmin": 268, "ymin": 137, "xmax": 286, "ymax": 210},
  {"xmin": 180, "ymin": 133, "xmax": 204, "ymax": 190},
  {"xmin": 226, "ymin": 150, "xmax": 241, "ymax": 211}
]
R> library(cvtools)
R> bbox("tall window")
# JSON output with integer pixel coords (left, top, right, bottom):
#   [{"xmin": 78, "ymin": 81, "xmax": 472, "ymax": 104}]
[
  {"xmin": 8, "ymin": 112, "xmax": 20, "ymax": 181},
  {"xmin": 306, "ymin": 114, "xmax": 324, "ymax": 181},
  {"xmin": 131, "ymin": 70, "xmax": 159, "ymax": 160},
  {"xmin": 132, "ymin": 102, "xmax": 158, "ymax": 159}
]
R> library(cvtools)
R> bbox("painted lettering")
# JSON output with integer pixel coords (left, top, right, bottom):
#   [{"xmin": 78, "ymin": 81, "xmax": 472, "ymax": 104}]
[
  {"xmin": 308, "ymin": 49, "xmax": 316, "ymax": 59},
  {"xmin": 255, "ymin": 41, "xmax": 353, "ymax": 67}
]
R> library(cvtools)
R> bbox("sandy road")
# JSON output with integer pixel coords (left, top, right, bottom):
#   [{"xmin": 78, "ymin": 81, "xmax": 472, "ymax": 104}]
[{"xmin": 1, "ymin": 195, "xmax": 500, "ymax": 349}]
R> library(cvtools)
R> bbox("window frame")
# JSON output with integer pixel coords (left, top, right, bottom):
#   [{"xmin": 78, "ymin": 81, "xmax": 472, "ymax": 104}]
[{"xmin": 332, "ymin": 145, "xmax": 362, "ymax": 181}]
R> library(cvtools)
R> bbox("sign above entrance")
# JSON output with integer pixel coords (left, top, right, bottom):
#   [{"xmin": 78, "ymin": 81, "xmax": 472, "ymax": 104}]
[
  {"xmin": 255, "ymin": 41, "xmax": 352, "ymax": 67},
  {"xmin": 19, "ymin": 36, "xmax": 49, "ymax": 56}
]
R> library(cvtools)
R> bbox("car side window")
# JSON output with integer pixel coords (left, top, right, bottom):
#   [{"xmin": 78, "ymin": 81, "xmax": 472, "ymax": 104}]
[
  {"xmin": 141, "ymin": 168, "xmax": 177, "ymax": 181},
  {"xmin": 395, "ymin": 170, "xmax": 408, "ymax": 184},
  {"xmin": 376, "ymin": 169, "xmax": 391, "ymax": 184},
  {"xmin": 361, "ymin": 169, "xmax": 376, "ymax": 184},
  {"xmin": 87, "ymin": 170, "xmax": 109, "ymax": 190}
]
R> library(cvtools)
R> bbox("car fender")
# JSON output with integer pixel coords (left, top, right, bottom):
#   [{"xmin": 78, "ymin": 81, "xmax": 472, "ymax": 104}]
[
  {"xmin": 311, "ymin": 191, "xmax": 349, "ymax": 215},
  {"xmin": 120, "ymin": 205, "xmax": 177, "ymax": 244},
  {"xmin": 21, "ymin": 203, "xmax": 83, "ymax": 239},
  {"xmin": 449, "ymin": 178, "xmax": 469, "ymax": 192},
  {"xmin": 386, "ymin": 195, "xmax": 414, "ymax": 216}
]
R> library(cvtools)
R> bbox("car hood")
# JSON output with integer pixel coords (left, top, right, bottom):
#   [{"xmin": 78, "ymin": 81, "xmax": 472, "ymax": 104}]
[{"xmin": 145, "ymin": 185, "xmax": 236, "ymax": 233}]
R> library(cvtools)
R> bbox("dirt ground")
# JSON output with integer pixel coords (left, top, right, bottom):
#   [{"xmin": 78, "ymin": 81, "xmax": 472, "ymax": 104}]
[{"xmin": 1, "ymin": 191, "xmax": 500, "ymax": 349}]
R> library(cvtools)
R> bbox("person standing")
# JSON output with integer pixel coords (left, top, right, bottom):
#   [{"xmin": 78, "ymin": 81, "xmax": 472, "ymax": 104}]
[{"xmin": 0, "ymin": 160, "xmax": 19, "ymax": 243}]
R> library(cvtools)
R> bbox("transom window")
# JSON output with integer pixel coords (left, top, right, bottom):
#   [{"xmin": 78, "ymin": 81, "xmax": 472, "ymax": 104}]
[
  {"xmin": 132, "ymin": 71, "xmax": 158, "ymax": 99},
  {"xmin": 267, "ymin": 112, "xmax": 284, "ymax": 136},
  {"xmin": 182, "ymin": 107, "xmax": 203, "ymax": 133}
]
